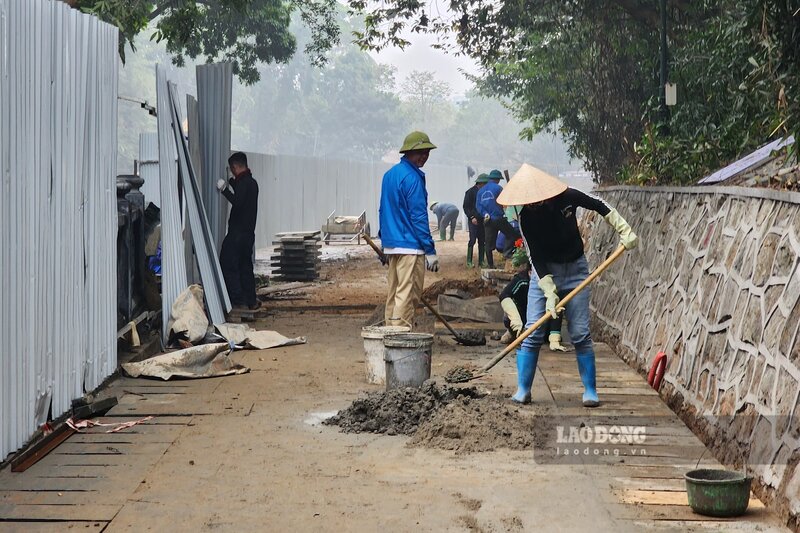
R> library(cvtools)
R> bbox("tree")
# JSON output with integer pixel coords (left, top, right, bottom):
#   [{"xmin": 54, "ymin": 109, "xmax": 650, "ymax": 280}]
[
  {"xmin": 222, "ymin": 12, "xmax": 409, "ymax": 160},
  {"xmin": 348, "ymin": 0, "xmax": 799, "ymax": 183},
  {"xmin": 435, "ymin": 92, "xmax": 576, "ymax": 175},
  {"xmin": 76, "ymin": 0, "xmax": 340, "ymax": 85}
]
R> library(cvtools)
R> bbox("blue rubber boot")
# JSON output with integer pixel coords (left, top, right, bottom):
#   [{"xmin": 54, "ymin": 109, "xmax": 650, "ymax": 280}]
[
  {"xmin": 576, "ymin": 351, "xmax": 600, "ymax": 407},
  {"xmin": 511, "ymin": 349, "xmax": 539, "ymax": 404}
]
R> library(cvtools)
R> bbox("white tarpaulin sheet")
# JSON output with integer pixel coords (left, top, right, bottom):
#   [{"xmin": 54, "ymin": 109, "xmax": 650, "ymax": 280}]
[
  {"xmin": 216, "ymin": 324, "xmax": 307, "ymax": 350},
  {"xmin": 122, "ymin": 343, "xmax": 249, "ymax": 380}
]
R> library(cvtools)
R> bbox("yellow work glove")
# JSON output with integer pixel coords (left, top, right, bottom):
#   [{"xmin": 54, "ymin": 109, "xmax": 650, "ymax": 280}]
[
  {"xmin": 500, "ymin": 298, "xmax": 524, "ymax": 336},
  {"xmin": 537, "ymin": 275, "xmax": 560, "ymax": 319},
  {"xmin": 549, "ymin": 332, "xmax": 569, "ymax": 352},
  {"xmin": 604, "ymin": 209, "xmax": 638, "ymax": 250}
]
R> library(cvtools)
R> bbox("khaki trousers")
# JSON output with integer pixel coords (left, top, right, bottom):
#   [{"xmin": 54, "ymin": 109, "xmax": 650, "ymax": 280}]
[{"xmin": 385, "ymin": 254, "xmax": 425, "ymax": 329}]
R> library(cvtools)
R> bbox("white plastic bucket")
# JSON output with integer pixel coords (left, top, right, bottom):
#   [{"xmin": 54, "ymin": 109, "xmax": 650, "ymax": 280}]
[
  {"xmin": 361, "ymin": 326, "xmax": 410, "ymax": 384},
  {"xmin": 383, "ymin": 333, "xmax": 434, "ymax": 390}
]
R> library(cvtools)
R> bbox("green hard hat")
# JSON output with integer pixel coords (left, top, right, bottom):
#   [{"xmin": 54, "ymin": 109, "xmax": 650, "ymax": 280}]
[
  {"xmin": 488, "ymin": 169, "xmax": 503, "ymax": 181},
  {"xmin": 476, "ymin": 173, "xmax": 490, "ymax": 183},
  {"xmin": 400, "ymin": 131, "xmax": 437, "ymax": 153}
]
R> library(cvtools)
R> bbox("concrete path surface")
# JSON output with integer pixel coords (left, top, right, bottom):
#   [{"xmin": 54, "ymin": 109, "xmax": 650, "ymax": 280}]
[{"xmin": 0, "ymin": 311, "xmax": 791, "ymax": 532}]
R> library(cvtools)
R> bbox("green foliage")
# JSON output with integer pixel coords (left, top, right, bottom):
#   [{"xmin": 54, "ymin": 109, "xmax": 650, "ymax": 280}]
[
  {"xmin": 348, "ymin": 0, "xmax": 799, "ymax": 184},
  {"xmin": 624, "ymin": 1, "xmax": 800, "ymax": 185},
  {"xmin": 77, "ymin": 0, "xmax": 339, "ymax": 85}
]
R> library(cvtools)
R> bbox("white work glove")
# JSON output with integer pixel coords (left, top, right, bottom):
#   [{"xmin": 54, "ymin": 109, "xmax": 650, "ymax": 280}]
[
  {"xmin": 604, "ymin": 209, "xmax": 639, "ymax": 250},
  {"xmin": 538, "ymin": 274, "xmax": 560, "ymax": 319},
  {"xmin": 483, "ymin": 213, "xmax": 490, "ymax": 222},
  {"xmin": 216, "ymin": 178, "xmax": 228, "ymax": 192},
  {"xmin": 425, "ymin": 254, "xmax": 439, "ymax": 272},
  {"xmin": 500, "ymin": 298, "xmax": 524, "ymax": 336}
]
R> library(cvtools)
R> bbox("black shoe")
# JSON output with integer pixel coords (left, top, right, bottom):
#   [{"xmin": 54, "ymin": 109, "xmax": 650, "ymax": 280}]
[{"xmin": 248, "ymin": 301, "xmax": 262, "ymax": 311}]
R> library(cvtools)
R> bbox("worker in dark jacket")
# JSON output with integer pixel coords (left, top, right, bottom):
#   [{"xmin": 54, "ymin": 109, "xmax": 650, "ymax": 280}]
[
  {"xmin": 463, "ymin": 174, "xmax": 488, "ymax": 268},
  {"xmin": 217, "ymin": 152, "xmax": 259, "ymax": 311},
  {"xmin": 498, "ymin": 164, "xmax": 638, "ymax": 407},
  {"xmin": 429, "ymin": 201, "xmax": 460, "ymax": 241},
  {"xmin": 476, "ymin": 169, "xmax": 520, "ymax": 268},
  {"xmin": 499, "ymin": 246, "xmax": 568, "ymax": 351}
]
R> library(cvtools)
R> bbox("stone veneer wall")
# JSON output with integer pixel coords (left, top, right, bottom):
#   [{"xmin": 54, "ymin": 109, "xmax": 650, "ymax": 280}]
[{"xmin": 582, "ymin": 186, "xmax": 800, "ymax": 529}]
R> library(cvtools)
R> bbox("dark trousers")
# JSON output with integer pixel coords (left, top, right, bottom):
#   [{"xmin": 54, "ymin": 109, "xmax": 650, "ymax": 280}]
[
  {"xmin": 468, "ymin": 218, "xmax": 485, "ymax": 248},
  {"xmin": 484, "ymin": 217, "xmax": 520, "ymax": 267},
  {"xmin": 220, "ymin": 231, "xmax": 256, "ymax": 306}
]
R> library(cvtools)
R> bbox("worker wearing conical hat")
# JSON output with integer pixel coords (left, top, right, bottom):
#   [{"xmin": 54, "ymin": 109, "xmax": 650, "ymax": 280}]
[{"xmin": 497, "ymin": 164, "xmax": 638, "ymax": 407}]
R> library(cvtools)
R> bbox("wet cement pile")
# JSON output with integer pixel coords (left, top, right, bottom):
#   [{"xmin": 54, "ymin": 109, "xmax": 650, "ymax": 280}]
[
  {"xmin": 409, "ymin": 396, "xmax": 534, "ymax": 454},
  {"xmin": 444, "ymin": 365, "xmax": 477, "ymax": 383},
  {"xmin": 326, "ymin": 382, "xmax": 535, "ymax": 453},
  {"xmin": 324, "ymin": 382, "xmax": 483, "ymax": 436}
]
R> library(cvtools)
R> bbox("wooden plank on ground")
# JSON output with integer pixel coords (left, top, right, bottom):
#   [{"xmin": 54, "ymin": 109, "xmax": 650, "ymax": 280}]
[
  {"xmin": 613, "ymin": 503, "xmax": 773, "ymax": 523},
  {"xmin": 0, "ymin": 503, "xmax": 121, "ymax": 521},
  {"xmin": 0, "ymin": 522, "xmax": 106, "ymax": 532}
]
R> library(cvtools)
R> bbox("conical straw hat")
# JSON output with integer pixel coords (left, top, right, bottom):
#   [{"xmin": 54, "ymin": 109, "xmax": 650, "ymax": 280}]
[{"xmin": 497, "ymin": 163, "xmax": 568, "ymax": 206}]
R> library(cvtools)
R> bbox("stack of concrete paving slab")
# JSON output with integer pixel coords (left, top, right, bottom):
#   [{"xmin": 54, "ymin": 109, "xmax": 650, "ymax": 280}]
[{"xmin": 270, "ymin": 231, "xmax": 322, "ymax": 281}]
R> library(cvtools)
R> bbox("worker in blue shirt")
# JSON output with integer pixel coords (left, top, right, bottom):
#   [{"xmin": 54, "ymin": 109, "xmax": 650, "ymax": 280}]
[
  {"xmin": 476, "ymin": 169, "xmax": 520, "ymax": 268},
  {"xmin": 378, "ymin": 131, "xmax": 440, "ymax": 328}
]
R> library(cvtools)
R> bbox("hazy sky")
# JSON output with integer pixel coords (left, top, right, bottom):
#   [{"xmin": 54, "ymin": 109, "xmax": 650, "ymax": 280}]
[{"xmin": 369, "ymin": 32, "xmax": 480, "ymax": 97}]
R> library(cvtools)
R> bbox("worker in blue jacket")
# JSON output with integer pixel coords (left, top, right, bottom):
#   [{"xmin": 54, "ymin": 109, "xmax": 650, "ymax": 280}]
[
  {"xmin": 379, "ymin": 131, "xmax": 439, "ymax": 328},
  {"xmin": 476, "ymin": 169, "xmax": 520, "ymax": 268}
]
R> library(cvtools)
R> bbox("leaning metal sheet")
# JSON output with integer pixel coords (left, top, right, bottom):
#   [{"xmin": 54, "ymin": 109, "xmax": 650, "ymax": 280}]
[
  {"xmin": 156, "ymin": 66, "xmax": 189, "ymax": 339},
  {"xmin": 697, "ymin": 136, "xmax": 796, "ymax": 184},
  {"xmin": 168, "ymin": 82, "xmax": 231, "ymax": 323}
]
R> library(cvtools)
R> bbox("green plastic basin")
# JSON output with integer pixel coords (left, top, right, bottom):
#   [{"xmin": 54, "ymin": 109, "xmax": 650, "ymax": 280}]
[{"xmin": 685, "ymin": 469, "xmax": 752, "ymax": 518}]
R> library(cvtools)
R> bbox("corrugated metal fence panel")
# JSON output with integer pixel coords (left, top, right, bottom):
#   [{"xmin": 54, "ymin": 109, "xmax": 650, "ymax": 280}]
[
  {"xmin": 0, "ymin": 0, "xmax": 118, "ymax": 459},
  {"xmin": 83, "ymin": 18, "xmax": 119, "ymax": 393},
  {"xmin": 245, "ymin": 153, "xmax": 469, "ymax": 249},
  {"xmin": 139, "ymin": 132, "xmax": 160, "ymax": 207},
  {"xmin": 196, "ymin": 63, "xmax": 232, "ymax": 253}
]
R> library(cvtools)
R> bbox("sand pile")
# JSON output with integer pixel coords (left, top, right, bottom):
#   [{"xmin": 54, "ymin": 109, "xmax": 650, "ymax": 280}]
[
  {"xmin": 324, "ymin": 382, "xmax": 483, "ymax": 435},
  {"xmin": 409, "ymin": 395, "xmax": 534, "ymax": 453}
]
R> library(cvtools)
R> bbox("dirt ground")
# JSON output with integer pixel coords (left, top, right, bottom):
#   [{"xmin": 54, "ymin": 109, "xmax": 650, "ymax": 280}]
[{"xmin": 0, "ymin": 232, "xmax": 790, "ymax": 532}]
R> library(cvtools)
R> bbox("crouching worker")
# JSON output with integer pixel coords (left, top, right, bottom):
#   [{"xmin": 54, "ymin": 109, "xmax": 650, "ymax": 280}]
[
  {"xmin": 497, "ymin": 164, "xmax": 638, "ymax": 407},
  {"xmin": 499, "ymin": 245, "xmax": 568, "ymax": 352}
]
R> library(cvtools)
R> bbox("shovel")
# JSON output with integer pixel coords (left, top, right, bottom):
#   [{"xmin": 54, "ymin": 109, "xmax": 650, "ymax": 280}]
[
  {"xmin": 361, "ymin": 233, "xmax": 486, "ymax": 347},
  {"xmin": 446, "ymin": 245, "xmax": 627, "ymax": 382}
]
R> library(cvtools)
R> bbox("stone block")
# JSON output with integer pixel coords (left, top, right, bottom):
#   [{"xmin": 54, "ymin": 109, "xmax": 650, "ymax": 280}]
[
  {"xmin": 750, "ymin": 354, "xmax": 767, "ymax": 395},
  {"xmin": 763, "ymin": 306, "xmax": 786, "ymax": 356},
  {"xmin": 754, "ymin": 232, "xmax": 781, "ymax": 286},
  {"xmin": 729, "ymin": 402, "xmax": 758, "ymax": 443},
  {"xmin": 782, "ymin": 262, "xmax": 800, "ymax": 313},
  {"xmin": 749, "ymin": 416, "xmax": 777, "ymax": 466},
  {"xmin": 718, "ymin": 386, "xmax": 737, "ymax": 416},
  {"xmin": 780, "ymin": 298, "xmax": 800, "ymax": 357},
  {"xmin": 758, "ymin": 364, "xmax": 776, "ymax": 408},
  {"xmin": 725, "ymin": 230, "xmax": 746, "ymax": 270},
  {"xmin": 699, "ymin": 272, "xmax": 721, "ymax": 317},
  {"xmin": 740, "ymin": 356, "xmax": 756, "ymax": 403},
  {"xmin": 775, "ymin": 367, "xmax": 799, "ymax": 438},
  {"xmin": 740, "ymin": 295, "xmax": 763, "ymax": 346},
  {"xmin": 772, "ymin": 236, "xmax": 796, "ymax": 279},
  {"xmin": 436, "ymin": 294, "xmax": 504, "ymax": 324}
]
